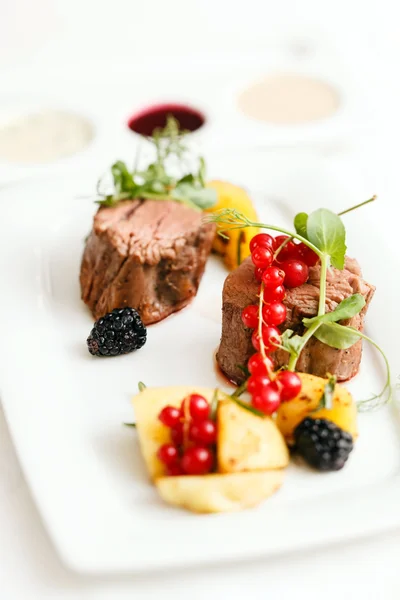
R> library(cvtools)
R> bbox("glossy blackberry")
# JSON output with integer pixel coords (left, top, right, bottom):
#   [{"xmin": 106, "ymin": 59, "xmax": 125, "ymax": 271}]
[
  {"xmin": 87, "ymin": 308, "xmax": 147, "ymax": 357},
  {"xmin": 294, "ymin": 417, "xmax": 353, "ymax": 472}
]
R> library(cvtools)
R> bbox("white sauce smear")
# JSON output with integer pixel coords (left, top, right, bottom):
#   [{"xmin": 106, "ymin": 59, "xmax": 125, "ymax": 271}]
[
  {"xmin": 238, "ymin": 74, "xmax": 340, "ymax": 125},
  {"xmin": 0, "ymin": 110, "xmax": 94, "ymax": 163}
]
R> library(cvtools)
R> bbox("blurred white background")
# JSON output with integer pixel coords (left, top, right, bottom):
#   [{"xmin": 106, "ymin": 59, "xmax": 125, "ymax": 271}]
[
  {"xmin": 0, "ymin": 0, "xmax": 398, "ymax": 67},
  {"xmin": 1, "ymin": 1, "xmax": 400, "ymax": 599}
]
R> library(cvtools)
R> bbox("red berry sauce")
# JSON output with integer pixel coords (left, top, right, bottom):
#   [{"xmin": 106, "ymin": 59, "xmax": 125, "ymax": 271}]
[{"xmin": 128, "ymin": 103, "xmax": 205, "ymax": 137}]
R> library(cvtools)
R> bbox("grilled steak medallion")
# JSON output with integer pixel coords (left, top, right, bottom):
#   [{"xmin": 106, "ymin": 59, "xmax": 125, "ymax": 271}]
[
  {"xmin": 80, "ymin": 199, "xmax": 216, "ymax": 324},
  {"xmin": 216, "ymin": 256, "xmax": 375, "ymax": 384}
]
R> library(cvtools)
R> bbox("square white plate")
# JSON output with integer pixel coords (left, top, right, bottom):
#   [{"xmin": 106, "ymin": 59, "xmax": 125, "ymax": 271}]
[{"xmin": 1, "ymin": 152, "xmax": 399, "ymax": 574}]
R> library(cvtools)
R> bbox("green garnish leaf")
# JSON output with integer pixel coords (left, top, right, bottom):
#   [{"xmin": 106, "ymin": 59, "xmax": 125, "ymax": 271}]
[
  {"xmin": 310, "ymin": 322, "xmax": 361, "ymax": 349},
  {"xmin": 237, "ymin": 364, "xmax": 250, "ymax": 377},
  {"xmin": 316, "ymin": 374, "xmax": 337, "ymax": 411},
  {"xmin": 294, "ymin": 212, "xmax": 309, "ymax": 238},
  {"xmin": 95, "ymin": 116, "xmax": 216, "ymax": 211},
  {"xmin": 230, "ymin": 396, "xmax": 266, "ymax": 418},
  {"xmin": 177, "ymin": 173, "xmax": 195, "ymax": 185},
  {"xmin": 231, "ymin": 380, "xmax": 248, "ymax": 398},
  {"xmin": 303, "ymin": 293, "xmax": 366, "ymax": 327},
  {"xmin": 138, "ymin": 381, "xmax": 147, "ymax": 392},
  {"xmin": 198, "ymin": 156, "xmax": 206, "ymax": 187},
  {"xmin": 123, "ymin": 422, "xmax": 137, "ymax": 428},
  {"xmin": 307, "ymin": 208, "xmax": 347, "ymax": 269},
  {"xmin": 323, "ymin": 375, "xmax": 336, "ymax": 410},
  {"xmin": 280, "ymin": 329, "xmax": 304, "ymax": 357},
  {"xmin": 172, "ymin": 183, "xmax": 217, "ymax": 210},
  {"xmin": 217, "ymin": 388, "xmax": 265, "ymax": 418},
  {"xmin": 111, "ymin": 161, "xmax": 136, "ymax": 195},
  {"xmin": 95, "ymin": 194, "xmax": 119, "ymax": 207}
]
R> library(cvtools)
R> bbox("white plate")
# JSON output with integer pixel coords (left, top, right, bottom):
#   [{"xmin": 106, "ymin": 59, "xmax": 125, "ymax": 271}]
[{"xmin": 0, "ymin": 154, "xmax": 399, "ymax": 574}]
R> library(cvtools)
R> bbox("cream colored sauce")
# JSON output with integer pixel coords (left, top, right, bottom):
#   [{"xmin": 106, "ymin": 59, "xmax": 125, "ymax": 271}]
[
  {"xmin": 238, "ymin": 74, "xmax": 340, "ymax": 124},
  {"xmin": 0, "ymin": 110, "xmax": 94, "ymax": 163}
]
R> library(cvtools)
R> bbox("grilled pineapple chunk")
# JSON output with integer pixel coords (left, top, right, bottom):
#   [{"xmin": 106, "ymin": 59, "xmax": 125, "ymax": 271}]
[
  {"xmin": 276, "ymin": 373, "xmax": 358, "ymax": 445},
  {"xmin": 132, "ymin": 386, "xmax": 288, "ymax": 513},
  {"xmin": 206, "ymin": 180, "xmax": 259, "ymax": 270},
  {"xmin": 132, "ymin": 386, "xmax": 214, "ymax": 480},
  {"xmin": 217, "ymin": 395, "xmax": 289, "ymax": 473},
  {"xmin": 156, "ymin": 470, "xmax": 284, "ymax": 513}
]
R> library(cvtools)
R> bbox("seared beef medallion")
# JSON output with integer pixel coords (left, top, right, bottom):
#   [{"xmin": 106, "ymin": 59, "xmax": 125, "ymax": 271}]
[
  {"xmin": 217, "ymin": 256, "xmax": 375, "ymax": 384},
  {"xmin": 80, "ymin": 199, "xmax": 216, "ymax": 324}
]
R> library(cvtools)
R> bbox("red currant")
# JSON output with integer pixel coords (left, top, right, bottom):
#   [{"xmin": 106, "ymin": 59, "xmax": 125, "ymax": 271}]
[
  {"xmin": 273, "ymin": 236, "xmax": 297, "ymax": 261},
  {"xmin": 166, "ymin": 464, "xmax": 184, "ymax": 476},
  {"xmin": 247, "ymin": 374, "xmax": 270, "ymax": 395},
  {"xmin": 250, "ymin": 233, "xmax": 274, "ymax": 252},
  {"xmin": 157, "ymin": 444, "xmax": 179, "ymax": 466},
  {"xmin": 276, "ymin": 371, "xmax": 302, "ymax": 401},
  {"xmin": 263, "ymin": 284, "xmax": 285, "ymax": 303},
  {"xmin": 262, "ymin": 266, "xmax": 285, "ymax": 288},
  {"xmin": 251, "ymin": 383, "xmax": 281, "ymax": 415},
  {"xmin": 251, "ymin": 330, "xmax": 261, "ymax": 351},
  {"xmin": 171, "ymin": 422, "xmax": 184, "ymax": 445},
  {"xmin": 281, "ymin": 260, "xmax": 309, "ymax": 288},
  {"xmin": 262, "ymin": 302, "xmax": 287, "ymax": 326},
  {"xmin": 181, "ymin": 446, "xmax": 214, "ymax": 475},
  {"xmin": 273, "ymin": 235, "xmax": 289, "ymax": 250},
  {"xmin": 297, "ymin": 243, "xmax": 319, "ymax": 267},
  {"xmin": 254, "ymin": 267, "xmax": 265, "ymax": 282},
  {"xmin": 158, "ymin": 406, "xmax": 181, "ymax": 428},
  {"xmin": 248, "ymin": 353, "xmax": 274, "ymax": 376},
  {"xmin": 262, "ymin": 325, "xmax": 281, "ymax": 352},
  {"xmin": 241, "ymin": 305, "xmax": 259, "ymax": 329},
  {"xmin": 181, "ymin": 394, "xmax": 210, "ymax": 421},
  {"xmin": 189, "ymin": 420, "xmax": 217, "ymax": 445},
  {"xmin": 251, "ymin": 246, "xmax": 273, "ymax": 269}
]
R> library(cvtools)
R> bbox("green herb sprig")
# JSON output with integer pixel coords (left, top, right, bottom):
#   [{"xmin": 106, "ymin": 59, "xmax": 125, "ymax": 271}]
[
  {"xmin": 313, "ymin": 375, "xmax": 337, "ymax": 412},
  {"xmin": 123, "ymin": 382, "xmax": 148, "ymax": 427},
  {"xmin": 96, "ymin": 116, "xmax": 217, "ymax": 211}
]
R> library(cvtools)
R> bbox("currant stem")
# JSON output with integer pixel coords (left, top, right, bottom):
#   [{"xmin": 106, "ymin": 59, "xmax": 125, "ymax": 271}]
[
  {"xmin": 258, "ymin": 282, "xmax": 267, "ymax": 361},
  {"xmin": 273, "ymin": 237, "xmax": 291, "ymax": 261}
]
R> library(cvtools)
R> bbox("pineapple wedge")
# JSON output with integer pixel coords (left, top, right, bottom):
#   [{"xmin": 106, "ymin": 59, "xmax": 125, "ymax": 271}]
[
  {"xmin": 217, "ymin": 394, "xmax": 289, "ymax": 473},
  {"xmin": 156, "ymin": 470, "xmax": 284, "ymax": 513},
  {"xmin": 276, "ymin": 373, "xmax": 358, "ymax": 445}
]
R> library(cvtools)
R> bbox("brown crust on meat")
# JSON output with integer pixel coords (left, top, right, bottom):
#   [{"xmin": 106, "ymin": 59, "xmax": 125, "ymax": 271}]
[
  {"xmin": 216, "ymin": 256, "xmax": 375, "ymax": 384},
  {"xmin": 80, "ymin": 199, "xmax": 216, "ymax": 324}
]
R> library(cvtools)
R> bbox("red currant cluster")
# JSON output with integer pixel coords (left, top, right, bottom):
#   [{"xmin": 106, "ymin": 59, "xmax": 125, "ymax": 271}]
[
  {"xmin": 241, "ymin": 233, "xmax": 319, "ymax": 415},
  {"xmin": 251, "ymin": 233, "xmax": 318, "ymax": 286},
  {"xmin": 157, "ymin": 394, "xmax": 216, "ymax": 477}
]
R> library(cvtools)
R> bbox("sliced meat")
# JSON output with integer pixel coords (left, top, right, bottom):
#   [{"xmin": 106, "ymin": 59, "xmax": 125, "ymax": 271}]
[
  {"xmin": 80, "ymin": 199, "xmax": 216, "ymax": 324},
  {"xmin": 216, "ymin": 256, "xmax": 375, "ymax": 384}
]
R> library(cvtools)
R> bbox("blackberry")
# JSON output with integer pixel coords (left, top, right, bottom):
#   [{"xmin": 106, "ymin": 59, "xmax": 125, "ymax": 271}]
[
  {"xmin": 294, "ymin": 417, "xmax": 353, "ymax": 472},
  {"xmin": 87, "ymin": 308, "xmax": 147, "ymax": 357}
]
